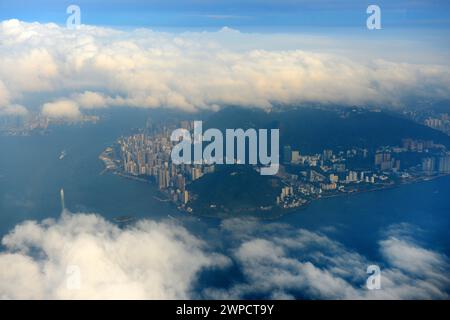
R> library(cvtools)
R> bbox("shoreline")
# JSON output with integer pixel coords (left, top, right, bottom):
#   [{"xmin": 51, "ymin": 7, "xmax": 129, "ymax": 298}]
[
  {"xmin": 104, "ymin": 161, "xmax": 450, "ymax": 220},
  {"xmin": 179, "ymin": 173, "xmax": 450, "ymax": 220},
  {"xmin": 319, "ymin": 172, "xmax": 450, "ymax": 201}
]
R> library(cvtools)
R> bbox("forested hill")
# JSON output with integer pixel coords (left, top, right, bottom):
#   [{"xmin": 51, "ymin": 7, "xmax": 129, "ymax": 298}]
[{"xmin": 204, "ymin": 107, "xmax": 450, "ymax": 153}]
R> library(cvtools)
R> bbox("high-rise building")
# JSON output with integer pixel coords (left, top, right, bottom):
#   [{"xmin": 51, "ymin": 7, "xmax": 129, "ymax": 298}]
[
  {"xmin": 283, "ymin": 145, "xmax": 292, "ymax": 164},
  {"xmin": 346, "ymin": 171, "xmax": 358, "ymax": 183},
  {"xmin": 422, "ymin": 157, "xmax": 435, "ymax": 174},
  {"xmin": 329, "ymin": 174, "xmax": 339, "ymax": 183},
  {"xmin": 291, "ymin": 151, "xmax": 300, "ymax": 163},
  {"xmin": 176, "ymin": 174, "xmax": 186, "ymax": 192},
  {"xmin": 191, "ymin": 167, "xmax": 203, "ymax": 181},
  {"xmin": 375, "ymin": 153, "xmax": 383, "ymax": 166},
  {"xmin": 158, "ymin": 169, "xmax": 166, "ymax": 189},
  {"xmin": 438, "ymin": 155, "xmax": 450, "ymax": 173},
  {"xmin": 322, "ymin": 149, "xmax": 333, "ymax": 161},
  {"xmin": 182, "ymin": 190, "xmax": 189, "ymax": 204},
  {"xmin": 394, "ymin": 159, "xmax": 401, "ymax": 171},
  {"xmin": 164, "ymin": 169, "xmax": 170, "ymax": 187},
  {"xmin": 375, "ymin": 152, "xmax": 393, "ymax": 171},
  {"xmin": 425, "ymin": 118, "xmax": 443, "ymax": 129}
]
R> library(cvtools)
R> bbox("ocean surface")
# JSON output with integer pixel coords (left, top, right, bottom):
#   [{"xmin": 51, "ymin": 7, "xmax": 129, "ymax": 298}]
[{"xmin": 1, "ymin": 110, "xmax": 449, "ymax": 298}]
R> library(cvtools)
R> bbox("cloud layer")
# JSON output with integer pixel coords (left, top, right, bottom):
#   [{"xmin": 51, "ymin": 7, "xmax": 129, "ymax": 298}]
[
  {"xmin": 0, "ymin": 213, "xmax": 448, "ymax": 299},
  {"xmin": 0, "ymin": 19, "xmax": 449, "ymax": 118},
  {"xmin": 206, "ymin": 220, "xmax": 450, "ymax": 299},
  {"xmin": 0, "ymin": 213, "xmax": 228, "ymax": 299}
]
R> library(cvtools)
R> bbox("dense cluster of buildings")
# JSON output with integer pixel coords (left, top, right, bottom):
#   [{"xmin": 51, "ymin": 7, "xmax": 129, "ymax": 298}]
[
  {"xmin": 401, "ymin": 138, "xmax": 450, "ymax": 174},
  {"xmin": 424, "ymin": 115, "xmax": 450, "ymax": 136},
  {"xmin": 404, "ymin": 109, "xmax": 450, "ymax": 136},
  {"xmin": 118, "ymin": 127, "xmax": 215, "ymax": 210},
  {"xmin": 110, "ymin": 120, "xmax": 450, "ymax": 213},
  {"xmin": 421, "ymin": 155, "xmax": 450, "ymax": 174},
  {"xmin": 277, "ymin": 138, "xmax": 450, "ymax": 208},
  {"xmin": 277, "ymin": 145, "xmax": 383, "ymax": 207},
  {"xmin": 0, "ymin": 114, "xmax": 48, "ymax": 136},
  {"xmin": 0, "ymin": 113, "xmax": 99, "ymax": 136}
]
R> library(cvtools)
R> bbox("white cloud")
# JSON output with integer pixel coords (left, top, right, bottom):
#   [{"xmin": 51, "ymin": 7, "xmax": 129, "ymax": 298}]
[
  {"xmin": 0, "ymin": 212, "xmax": 229, "ymax": 299},
  {"xmin": 0, "ymin": 19, "xmax": 449, "ymax": 117},
  {"xmin": 381, "ymin": 237, "xmax": 447, "ymax": 276},
  {"xmin": 0, "ymin": 104, "xmax": 28, "ymax": 116},
  {"xmin": 41, "ymin": 99, "xmax": 81, "ymax": 120},
  {"xmin": 0, "ymin": 80, "xmax": 28, "ymax": 116},
  {"xmin": 73, "ymin": 91, "xmax": 108, "ymax": 109},
  {"xmin": 0, "ymin": 80, "xmax": 10, "ymax": 106},
  {"xmin": 205, "ymin": 220, "xmax": 450, "ymax": 300},
  {"xmin": 0, "ymin": 214, "xmax": 448, "ymax": 300}
]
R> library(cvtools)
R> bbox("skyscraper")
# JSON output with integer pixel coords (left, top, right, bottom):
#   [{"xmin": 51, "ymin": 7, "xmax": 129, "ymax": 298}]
[
  {"xmin": 422, "ymin": 157, "xmax": 435, "ymax": 174},
  {"xmin": 291, "ymin": 150, "xmax": 300, "ymax": 163},
  {"xmin": 283, "ymin": 145, "xmax": 292, "ymax": 164},
  {"xmin": 182, "ymin": 190, "xmax": 189, "ymax": 204},
  {"xmin": 438, "ymin": 155, "xmax": 450, "ymax": 173},
  {"xmin": 322, "ymin": 149, "xmax": 333, "ymax": 161}
]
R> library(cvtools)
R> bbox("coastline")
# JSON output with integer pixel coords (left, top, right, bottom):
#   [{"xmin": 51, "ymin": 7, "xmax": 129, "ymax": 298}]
[
  {"xmin": 320, "ymin": 173, "xmax": 450, "ymax": 201},
  {"xmin": 101, "ymin": 152, "xmax": 450, "ymax": 220}
]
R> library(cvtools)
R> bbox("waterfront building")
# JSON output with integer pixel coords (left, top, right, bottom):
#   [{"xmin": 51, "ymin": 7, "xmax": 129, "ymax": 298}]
[
  {"xmin": 422, "ymin": 157, "xmax": 435, "ymax": 174},
  {"xmin": 438, "ymin": 155, "xmax": 450, "ymax": 173}
]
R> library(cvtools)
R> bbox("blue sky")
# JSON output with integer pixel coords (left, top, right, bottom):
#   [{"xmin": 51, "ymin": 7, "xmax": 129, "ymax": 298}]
[{"xmin": 1, "ymin": 0, "xmax": 450, "ymax": 31}]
